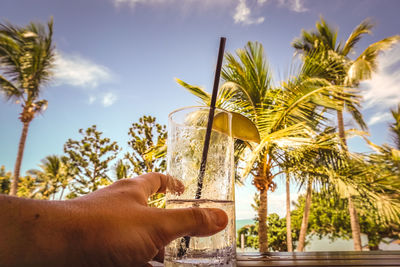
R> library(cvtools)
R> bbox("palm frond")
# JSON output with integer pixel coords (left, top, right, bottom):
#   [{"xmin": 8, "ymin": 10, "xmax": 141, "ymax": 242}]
[
  {"xmin": 0, "ymin": 30, "xmax": 22, "ymax": 82},
  {"xmin": 345, "ymin": 99, "xmax": 368, "ymax": 130},
  {"xmin": 241, "ymin": 122, "xmax": 314, "ymax": 178},
  {"xmin": 175, "ymin": 78, "xmax": 210, "ymax": 105},
  {"xmin": 292, "ymin": 30, "xmax": 320, "ymax": 55},
  {"xmin": 348, "ymin": 36, "xmax": 400, "ymax": 83},
  {"xmin": 315, "ymin": 16, "xmax": 337, "ymax": 51},
  {"xmin": 222, "ymin": 41, "xmax": 274, "ymax": 108},
  {"xmin": 292, "ymin": 17, "xmax": 338, "ymax": 55},
  {"xmin": 32, "ymin": 99, "xmax": 48, "ymax": 114},
  {"xmin": 0, "ymin": 18, "xmax": 55, "ymax": 102},
  {"xmin": 330, "ymin": 162, "xmax": 400, "ymax": 224},
  {"xmin": 283, "ymin": 128, "xmax": 344, "ymax": 179},
  {"xmin": 341, "ymin": 18, "xmax": 374, "ymax": 55},
  {"xmin": 0, "ymin": 74, "xmax": 22, "ymax": 100},
  {"xmin": 234, "ymin": 139, "xmax": 249, "ymax": 185},
  {"xmin": 390, "ymin": 104, "xmax": 400, "ymax": 150},
  {"xmin": 271, "ymin": 78, "xmax": 342, "ymax": 130}
]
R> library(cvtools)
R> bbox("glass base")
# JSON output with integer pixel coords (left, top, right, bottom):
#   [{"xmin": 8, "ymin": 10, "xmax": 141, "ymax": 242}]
[
  {"xmin": 164, "ymin": 257, "xmax": 236, "ymax": 267},
  {"xmin": 164, "ymin": 247, "xmax": 236, "ymax": 266}
]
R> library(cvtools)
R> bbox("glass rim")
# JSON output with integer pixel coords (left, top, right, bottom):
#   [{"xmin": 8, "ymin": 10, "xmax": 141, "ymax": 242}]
[
  {"xmin": 168, "ymin": 105, "xmax": 230, "ymax": 120},
  {"xmin": 168, "ymin": 106, "xmax": 232, "ymax": 131}
]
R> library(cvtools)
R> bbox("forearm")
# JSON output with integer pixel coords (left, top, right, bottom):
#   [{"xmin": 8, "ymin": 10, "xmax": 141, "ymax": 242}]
[{"xmin": 0, "ymin": 194, "xmax": 83, "ymax": 266}]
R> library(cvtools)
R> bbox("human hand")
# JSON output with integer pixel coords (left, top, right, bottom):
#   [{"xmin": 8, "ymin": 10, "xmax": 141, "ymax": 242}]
[{"xmin": 65, "ymin": 173, "xmax": 228, "ymax": 266}]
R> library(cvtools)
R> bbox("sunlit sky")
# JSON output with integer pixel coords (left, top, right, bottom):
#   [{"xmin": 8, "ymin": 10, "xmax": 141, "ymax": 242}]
[{"xmin": 1, "ymin": 0, "xmax": 399, "ymax": 219}]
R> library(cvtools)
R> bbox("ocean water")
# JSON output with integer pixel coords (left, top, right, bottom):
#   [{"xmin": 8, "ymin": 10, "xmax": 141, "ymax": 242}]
[{"xmin": 236, "ymin": 219, "xmax": 254, "ymax": 232}]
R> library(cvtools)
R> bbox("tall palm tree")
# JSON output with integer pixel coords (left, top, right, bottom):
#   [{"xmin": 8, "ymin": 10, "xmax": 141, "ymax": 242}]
[
  {"xmin": 283, "ymin": 128, "xmax": 344, "ymax": 251},
  {"xmin": 292, "ymin": 17, "xmax": 400, "ymax": 250},
  {"xmin": 0, "ymin": 18, "xmax": 56, "ymax": 195},
  {"xmin": 178, "ymin": 41, "xmax": 349, "ymax": 252}
]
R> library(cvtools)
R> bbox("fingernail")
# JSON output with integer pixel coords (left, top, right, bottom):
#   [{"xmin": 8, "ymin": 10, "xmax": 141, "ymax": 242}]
[{"xmin": 209, "ymin": 209, "xmax": 228, "ymax": 228}]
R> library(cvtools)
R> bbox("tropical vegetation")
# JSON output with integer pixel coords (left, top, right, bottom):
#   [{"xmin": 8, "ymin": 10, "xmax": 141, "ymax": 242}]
[
  {"xmin": 239, "ymin": 187, "xmax": 400, "ymax": 251},
  {"xmin": 292, "ymin": 17, "xmax": 400, "ymax": 250},
  {"xmin": 1, "ymin": 17, "xmax": 399, "ymax": 253},
  {"xmin": 0, "ymin": 18, "xmax": 56, "ymax": 195}
]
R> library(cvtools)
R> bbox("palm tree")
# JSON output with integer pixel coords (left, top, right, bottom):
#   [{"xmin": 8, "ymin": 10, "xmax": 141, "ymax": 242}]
[
  {"xmin": 0, "ymin": 18, "xmax": 56, "ymax": 195},
  {"xmin": 0, "ymin": 165, "xmax": 12, "ymax": 194},
  {"xmin": 292, "ymin": 17, "xmax": 400, "ymax": 250},
  {"xmin": 332, "ymin": 147, "xmax": 400, "ymax": 229},
  {"xmin": 27, "ymin": 155, "xmax": 73, "ymax": 200},
  {"xmin": 283, "ymin": 127, "xmax": 344, "ymax": 251},
  {"xmin": 114, "ymin": 159, "xmax": 130, "ymax": 180},
  {"xmin": 353, "ymin": 104, "xmax": 400, "ymax": 224},
  {"xmin": 178, "ymin": 41, "xmax": 349, "ymax": 252}
]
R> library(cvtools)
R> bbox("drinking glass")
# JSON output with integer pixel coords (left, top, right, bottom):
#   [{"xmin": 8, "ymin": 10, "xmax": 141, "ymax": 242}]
[{"xmin": 164, "ymin": 106, "xmax": 236, "ymax": 266}]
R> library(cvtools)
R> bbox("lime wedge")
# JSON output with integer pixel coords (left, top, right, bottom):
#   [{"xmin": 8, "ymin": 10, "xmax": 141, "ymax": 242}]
[{"xmin": 213, "ymin": 111, "xmax": 260, "ymax": 143}]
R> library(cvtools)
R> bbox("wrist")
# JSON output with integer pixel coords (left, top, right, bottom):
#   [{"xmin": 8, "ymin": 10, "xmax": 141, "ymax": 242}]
[{"xmin": 33, "ymin": 200, "xmax": 84, "ymax": 265}]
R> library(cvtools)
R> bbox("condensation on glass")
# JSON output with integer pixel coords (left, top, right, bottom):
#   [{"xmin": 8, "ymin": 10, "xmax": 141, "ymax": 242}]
[{"xmin": 164, "ymin": 106, "xmax": 236, "ymax": 267}]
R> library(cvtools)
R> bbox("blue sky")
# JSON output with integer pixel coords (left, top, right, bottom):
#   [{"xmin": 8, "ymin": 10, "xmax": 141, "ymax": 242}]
[{"xmin": 1, "ymin": 0, "xmax": 399, "ymax": 219}]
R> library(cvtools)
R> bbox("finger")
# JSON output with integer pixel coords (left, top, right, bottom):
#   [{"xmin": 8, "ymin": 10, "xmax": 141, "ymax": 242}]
[
  {"xmin": 165, "ymin": 174, "xmax": 185, "ymax": 196},
  {"xmin": 132, "ymin": 173, "xmax": 184, "ymax": 197},
  {"xmin": 134, "ymin": 173, "xmax": 168, "ymax": 196},
  {"xmin": 154, "ymin": 208, "xmax": 228, "ymax": 245}
]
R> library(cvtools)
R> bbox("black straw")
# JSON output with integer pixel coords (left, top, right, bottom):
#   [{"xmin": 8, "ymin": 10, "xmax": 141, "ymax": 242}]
[
  {"xmin": 178, "ymin": 37, "xmax": 226, "ymax": 258},
  {"xmin": 195, "ymin": 36, "xmax": 226, "ymax": 199}
]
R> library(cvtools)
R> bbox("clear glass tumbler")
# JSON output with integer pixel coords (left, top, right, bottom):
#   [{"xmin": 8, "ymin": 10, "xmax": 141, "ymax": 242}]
[{"xmin": 164, "ymin": 106, "xmax": 236, "ymax": 267}]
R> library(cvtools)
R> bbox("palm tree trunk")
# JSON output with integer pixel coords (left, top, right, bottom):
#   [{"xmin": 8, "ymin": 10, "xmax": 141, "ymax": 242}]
[
  {"xmin": 59, "ymin": 186, "xmax": 65, "ymax": 200},
  {"xmin": 369, "ymin": 245, "xmax": 379, "ymax": 251},
  {"xmin": 337, "ymin": 110, "xmax": 347, "ymax": 148},
  {"xmin": 10, "ymin": 122, "xmax": 30, "ymax": 195},
  {"xmin": 297, "ymin": 180, "xmax": 312, "ymax": 252},
  {"xmin": 337, "ymin": 110, "xmax": 362, "ymax": 251},
  {"xmin": 348, "ymin": 196, "xmax": 362, "ymax": 250},
  {"xmin": 258, "ymin": 188, "xmax": 268, "ymax": 252},
  {"xmin": 286, "ymin": 173, "xmax": 293, "ymax": 252}
]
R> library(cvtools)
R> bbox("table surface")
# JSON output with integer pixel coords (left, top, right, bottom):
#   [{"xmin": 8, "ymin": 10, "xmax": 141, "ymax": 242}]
[
  {"xmin": 153, "ymin": 251, "xmax": 400, "ymax": 266},
  {"xmin": 236, "ymin": 251, "xmax": 400, "ymax": 267}
]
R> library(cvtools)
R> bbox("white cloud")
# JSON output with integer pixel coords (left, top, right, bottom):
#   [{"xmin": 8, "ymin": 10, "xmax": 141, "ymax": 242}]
[
  {"xmin": 235, "ymin": 180, "xmax": 302, "ymax": 220},
  {"xmin": 278, "ymin": 0, "xmax": 308, "ymax": 12},
  {"xmin": 88, "ymin": 95, "xmax": 96, "ymax": 104},
  {"xmin": 269, "ymin": 191, "xmax": 300, "ymax": 217},
  {"xmin": 102, "ymin": 92, "xmax": 118, "ymax": 107},
  {"xmin": 236, "ymin": 191, "xmax": 301, "ymax": 219},
  {"xmin": 114, "ymin": 0, "xmax": 171, "ymax": 8},
  {"xmin": 368, "ymin": 112, "xmax": 392, "ymax": 126},
  {"xmin": 86, "ymin": 92, "xmax": 118, "ymax": 107},
  {"xmin": 53, "ymin": 52, "xmax": 113, "ymax": 88},
  {"xmin": 235, "ymin": 192, "xmax": 256, "ymax": 219},
  {"xmin": 361, "ymin": 44, "xmax": 400, "ymax": 111},
  {"xmin": 234, "ymin": 0, "xmax": 265, "ymax": 25},
  {"xmin": 112, "ymin": 0, "xmax": 309, "ymax": 25},
  {"xmin": 113, "ymin": 0, "xmax": 232, "ymax": 9}
]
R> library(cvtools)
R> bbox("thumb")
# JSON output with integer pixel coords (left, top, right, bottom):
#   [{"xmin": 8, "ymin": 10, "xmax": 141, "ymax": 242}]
[{"xmin": 155, "ymin": 207, "xmax": 228, "ymax": 245}]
